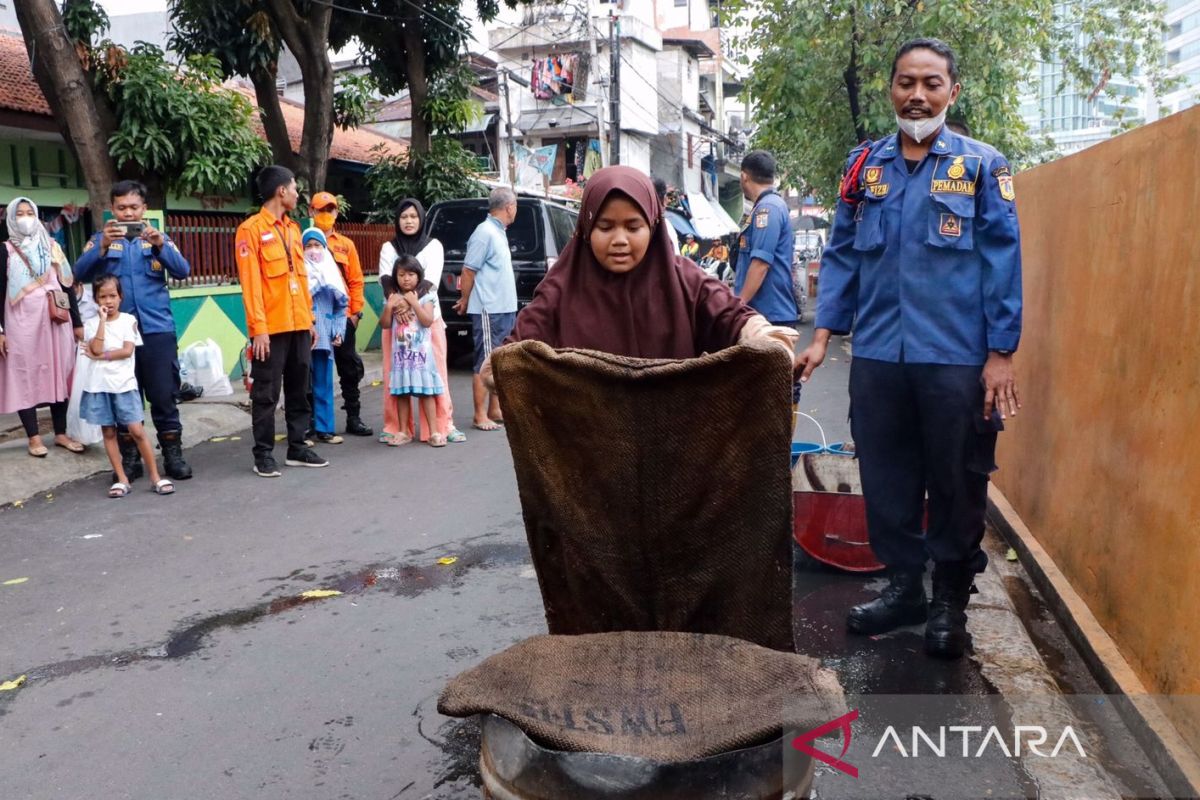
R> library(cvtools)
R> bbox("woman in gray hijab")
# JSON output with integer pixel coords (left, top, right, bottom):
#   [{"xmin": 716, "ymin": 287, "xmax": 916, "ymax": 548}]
[{"xmin": 0, "ymin": 196, "xmax": 85, "ymax": 457}]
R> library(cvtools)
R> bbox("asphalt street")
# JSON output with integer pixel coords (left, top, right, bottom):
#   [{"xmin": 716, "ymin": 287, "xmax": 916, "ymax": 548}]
[{"xmin": 0, "ymin": 329, "xmax": 1175, "ymax": 799}]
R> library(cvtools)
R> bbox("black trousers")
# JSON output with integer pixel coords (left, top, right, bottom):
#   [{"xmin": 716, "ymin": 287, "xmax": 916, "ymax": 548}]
[
  {"xmin": 116, "ymin": 331, "xmax": 181, "ymax": 438},
  {"xmin": 18, "ymin": 401, "xmax": 67, "ymax": 437},
  {"xmin": 333, "ymin": 318, "xmax": 364, "ymax": 418},
  {"xmin": 849, "ymin": 357, "xmax": 1000, "ymax": 575},
  {"xmin": 250, "ymin": 331, "xmax": 312, "ymax": 459}
]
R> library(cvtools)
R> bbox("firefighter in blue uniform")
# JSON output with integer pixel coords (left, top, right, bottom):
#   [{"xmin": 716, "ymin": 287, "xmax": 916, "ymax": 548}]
[
  {"xmin": 734, "ymin": 150, "xmax": 798, "ymax": 325},
  {"xmin": 796, "ymin": 39, "xmax": 1023, "ymax": 659},
  {"xmin": 75, "ymin": 180, "xmax": 193, "ymax": 481}
]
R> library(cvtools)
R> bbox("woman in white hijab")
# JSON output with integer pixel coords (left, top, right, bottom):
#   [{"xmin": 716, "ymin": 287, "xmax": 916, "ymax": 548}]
[{"xmin": 0, "ymin": 196, "xmax": 85, "ymax": 457}]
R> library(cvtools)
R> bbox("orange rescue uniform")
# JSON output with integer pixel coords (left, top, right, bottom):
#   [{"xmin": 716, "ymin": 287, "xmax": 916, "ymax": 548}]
[
  {"xmin": 324, "ymin": 229, "xmax": 365, "ymax": 317},
  {"xmin": 235, "ymin": 208, "xmax": 313, "ymax": 336}
]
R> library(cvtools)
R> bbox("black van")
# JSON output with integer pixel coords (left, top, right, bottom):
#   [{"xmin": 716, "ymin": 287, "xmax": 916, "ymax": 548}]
[{"xmin": 427, "ymin": 196, "xmax": 579, "ymax": 357}]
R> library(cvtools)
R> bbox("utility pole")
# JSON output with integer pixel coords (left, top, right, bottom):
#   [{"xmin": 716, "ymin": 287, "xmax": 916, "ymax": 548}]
[
  {"xmin": 500, "ymin": 69, "xmax": 517, "ymax": 187},
  {"xmin": 585, "ymin": 0, "xmax": 607, "ymax": 167},
  {"xmin": 609, "ymin": 10, "xmax": 621, "ymax": 165}
]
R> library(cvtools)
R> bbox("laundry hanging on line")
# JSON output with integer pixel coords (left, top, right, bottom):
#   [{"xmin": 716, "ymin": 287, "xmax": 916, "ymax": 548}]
[{"xmin": 532, "ymin": 54, "xmax": 578, "ymax": 102}]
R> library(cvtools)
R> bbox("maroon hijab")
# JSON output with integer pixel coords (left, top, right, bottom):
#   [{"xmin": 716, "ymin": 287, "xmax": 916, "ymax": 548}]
[{"xmin": 507, "ymin": 166, "xmax": 756, "ymax": 359}]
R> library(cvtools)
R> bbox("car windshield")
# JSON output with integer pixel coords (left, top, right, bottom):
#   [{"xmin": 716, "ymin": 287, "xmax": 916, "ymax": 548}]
[{"xmin": 430, "ymin": 203, "xmax": 541, "ymax": 261}]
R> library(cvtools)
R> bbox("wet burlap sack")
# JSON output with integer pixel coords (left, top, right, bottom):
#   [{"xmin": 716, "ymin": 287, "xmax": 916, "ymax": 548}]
[
  {"xmin": 438, "ymin": 631, "xmax": 844, "ymax": 761},
  {"xmin": 490, "ymin": 339, "xmax": 796, "ymax": 651}
]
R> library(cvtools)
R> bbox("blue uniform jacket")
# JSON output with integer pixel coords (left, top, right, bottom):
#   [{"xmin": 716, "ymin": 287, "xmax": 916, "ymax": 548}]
[
  {"xmin": 733, "ymin": 188, "xmax": 798, "ymax": 324},
  {"xmin": 815, "ymin": 129, "xmax": 1022, "ymax": 365},
  {"xmin": 74, "ymin": 231, "xmax": 190, "ymax": 335}
]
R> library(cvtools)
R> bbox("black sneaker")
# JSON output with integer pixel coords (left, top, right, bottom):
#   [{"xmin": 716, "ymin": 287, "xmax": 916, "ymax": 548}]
[
  {"xmin": 253, "ymin": 456, "xmax": 281, "ymax": 478},
  {"xmin": 285, "ymin": 448, "xmax": 329, "ymax": 468}
]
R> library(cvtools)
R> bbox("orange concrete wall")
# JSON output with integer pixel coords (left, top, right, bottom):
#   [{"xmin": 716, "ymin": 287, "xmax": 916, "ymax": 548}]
[{"xmin": 998, "ymin": 106, "xmax": 1200, "ymax": 746}]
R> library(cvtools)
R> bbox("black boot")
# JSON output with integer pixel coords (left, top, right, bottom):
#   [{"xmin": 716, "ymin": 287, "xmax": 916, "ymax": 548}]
[
  {"xmin": 925, "ymin": 563, "xmax": 975, "ymax": 659},
  {"xmin": 159, "ymin": 430, "xmax": 193, "ymax": 481},
  {"xmin": 115, "ymin": 432, "xmax": 143, "ymax": 483},
  {"xmin": 847, "ymin": 569, "xmax": 927, "ymax": 635},
  {"xmin": 345, "ymin": 415, "xmax": 373, "ymax": 437}
]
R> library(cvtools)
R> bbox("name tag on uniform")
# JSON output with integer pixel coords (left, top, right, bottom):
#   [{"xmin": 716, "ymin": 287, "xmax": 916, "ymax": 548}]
[
  {"xmin": 931, "ymin": 154, "xmax": 982, "ymax": 196},
  {"xmin": 867, "ymin": 183, "xmax": 890, "ymax": 198},
  {"xmin": 109, "ymin": 242, "xmax": 124, "ymax": 252}
]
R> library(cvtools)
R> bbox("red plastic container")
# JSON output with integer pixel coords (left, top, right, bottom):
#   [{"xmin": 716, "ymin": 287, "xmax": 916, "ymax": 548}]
[{"xmin": 792, "ymin": 452, "xmax": 886, "ymax": 573}]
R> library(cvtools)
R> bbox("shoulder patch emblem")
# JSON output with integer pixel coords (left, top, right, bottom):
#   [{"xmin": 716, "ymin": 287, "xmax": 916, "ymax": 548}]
[
  {"xmin": 84, "ymin": 239, "xmax": 95, "ymax": 252},
  {"xmin": 754, "ymin": 210, "xmax": 770, "ymax": 228},
  {"xmin": 238, "ymin": 240, "xmax": 251, "ymax": 259},
  {"xmin": 997, "ymin": 175, "xmax": 1015, "ymax": 202},
  {"xmin": 864, "ymin": 166, "xmax": 883, "ymax": 185},
  {"xmin": 992, "ymin": 165, "xmax": 1012, "ymax": 178}
]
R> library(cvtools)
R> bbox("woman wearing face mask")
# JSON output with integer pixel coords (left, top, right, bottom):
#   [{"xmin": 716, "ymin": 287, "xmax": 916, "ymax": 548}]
[
  {"xmin": 302, "ymin": 227, "xmax": 349, "ymax": 445},
  {"xmin": 0, "ymin": 197, "xmax": 86, "ymax": 457},
  {"xmin": 377, "ymin": 199, "xmax": 465, "ymax": 445},
  {"xmin": 488, "ymin": 167, "xmax": 796, "ymax": 373}
]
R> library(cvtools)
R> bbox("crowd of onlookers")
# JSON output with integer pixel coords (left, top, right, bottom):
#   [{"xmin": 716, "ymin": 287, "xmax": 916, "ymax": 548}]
[{"xmin": 1, "ymin": 153, "xmax": 801, "ymax": 497}]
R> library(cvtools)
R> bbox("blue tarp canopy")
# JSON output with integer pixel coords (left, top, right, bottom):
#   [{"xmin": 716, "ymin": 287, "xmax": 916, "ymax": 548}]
[{"xmin": 665, "ymin": 210, "xmax": 697, "ymax": 238}]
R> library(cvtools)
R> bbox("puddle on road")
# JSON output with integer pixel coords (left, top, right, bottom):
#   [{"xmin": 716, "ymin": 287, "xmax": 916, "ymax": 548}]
[{"xmin": 1, "ymin": 539, "xmax": 530, "ymax": 700}]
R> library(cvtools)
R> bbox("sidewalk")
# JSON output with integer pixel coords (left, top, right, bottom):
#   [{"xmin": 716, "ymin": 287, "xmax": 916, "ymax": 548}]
[{"xmin": 0, "ymin": 351, "xmax": 384, "ymax": 507}]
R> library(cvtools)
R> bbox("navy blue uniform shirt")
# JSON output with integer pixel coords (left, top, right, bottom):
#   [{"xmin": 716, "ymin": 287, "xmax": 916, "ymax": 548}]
[
  {"xmin": 815, "ymin": 129, "xmax": 1022, "ymax": 365},
  {"xmin": 74, "ymin": 231, "xmax": 190, "ymax": 335},
  {"xmin": 733, "ymin": 188, "xmax": 798, "ymax": 324}
]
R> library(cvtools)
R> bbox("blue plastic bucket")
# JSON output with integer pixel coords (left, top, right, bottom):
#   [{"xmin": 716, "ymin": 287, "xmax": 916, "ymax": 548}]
[
  {"xmin": 791, "ymin": 441, "xmax": 824, "ymax": 467},
  {"xmin": 826, "ymin": 441, "xmax": 855, "ymax": 457}
]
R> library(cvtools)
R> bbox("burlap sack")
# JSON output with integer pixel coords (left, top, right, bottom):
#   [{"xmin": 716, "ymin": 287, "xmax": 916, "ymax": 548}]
[
  {"xmin": 492, "ymin": 340, "xmax": 796, "ymax": 652},
  {"xmin": 437, "ymin": 631, "xmax": 844, "ymax": 761}
]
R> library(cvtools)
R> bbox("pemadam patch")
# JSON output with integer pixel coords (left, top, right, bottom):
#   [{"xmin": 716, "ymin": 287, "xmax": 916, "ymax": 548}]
[
  {"xmin": 997, "ymin": 175, "xmax": 1015, "ymax": 201},
  {"xmin": 939, "ymin": 213, "xmax": 962, "ymax": 238},
  {"xmin": 931, "ymin": 154, "xmax": 982, "ymax": 196},
  {"xmin": 238, "ymin": 240, "xmax": 251, "ymax": 259}
]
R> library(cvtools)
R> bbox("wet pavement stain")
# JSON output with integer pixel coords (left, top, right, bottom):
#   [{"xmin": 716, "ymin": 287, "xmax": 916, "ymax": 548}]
[{"xmin": 0, "ymin": 538, "xmax": 531, "ymax": 703}]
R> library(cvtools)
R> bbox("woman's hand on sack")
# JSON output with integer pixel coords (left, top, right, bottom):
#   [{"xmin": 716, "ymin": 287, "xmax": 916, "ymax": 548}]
[{"xmin": 0, "ymin": 333, "xmax": 6, "ymax": 357}]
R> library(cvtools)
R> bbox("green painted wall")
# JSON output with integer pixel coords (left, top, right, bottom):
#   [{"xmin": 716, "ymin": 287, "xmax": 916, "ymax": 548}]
[{"xmin": 171, "ymin": 283, "xmax": 385, "ymax": 379}]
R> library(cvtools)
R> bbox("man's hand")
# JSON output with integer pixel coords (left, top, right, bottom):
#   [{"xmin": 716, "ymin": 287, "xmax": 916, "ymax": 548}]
[
  {"xmin": 311, "ymin": 328, "xmax": 318, "ymax": 350},
  {"xmin": 100, "ymin": 219, "xmax": 123, "ymax": 252},
  {"xmin": 252, "ymin": 333, "xmax": 271, "ymax": 361},
  {"xmin": 348, "ymin": 313, "xmax": 360, "ymax": 329},
  {"xmin": 795, "ymin": 331, "xmax": 830, "ymax": 382},
  {"xmin": 141, "ymin": 222, "xmax": 165, "ymax": 248},
  {"xmin": 0, "ymin": 333, "xmax": 6, "ymax": 357},
  {"xmin": 982, "ymin": 352, "xmax": 1020, "ymax": 420},
  {"xmin": 452, "ymin": 296, "xmax": 468, "ymax": 316}
]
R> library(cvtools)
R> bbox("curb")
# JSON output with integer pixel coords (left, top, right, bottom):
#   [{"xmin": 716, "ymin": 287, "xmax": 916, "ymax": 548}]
[{"xmin": 987, "ymin": 485, "xmax": 1200, "ymax": 798}]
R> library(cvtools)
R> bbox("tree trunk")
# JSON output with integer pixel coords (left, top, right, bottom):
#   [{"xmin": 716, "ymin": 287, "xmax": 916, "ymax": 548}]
[
  {"xmin": 13, "ymin": 0, "xmax": 118, "ymax": 218},
  {"xmin": 402, "ymin": 4, "xmax": 431, "ymax": 157},
  {"xmin": 844, "ymin": 4, "xmax": 866, "ymax": 143},
  {"xmin": 250, "ymin": 65, "xmax": 299, "ymax": 171},
  {"xmin": 264, "ymin": 0, "xmax": 334, "ymax": 194}
]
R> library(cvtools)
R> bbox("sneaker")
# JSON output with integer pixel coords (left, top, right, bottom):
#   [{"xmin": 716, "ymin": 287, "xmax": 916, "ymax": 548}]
[
  {"xmin": 314, "ymin": 433, "xmax": 344, "ymax": 445},
  {"xmin": 285, "ymin": 448, "xmax": 329, "ymax": 468},
  {"xmin": 253, "ymin": 456, "xmax": 282, "ymax": 478}
]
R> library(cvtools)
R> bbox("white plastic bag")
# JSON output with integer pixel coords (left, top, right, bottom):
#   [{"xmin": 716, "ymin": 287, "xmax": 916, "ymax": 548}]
[
  {"xmin": 67, "ymin": 345, "xmax": 103, "ymax": 445},
  {"xmin": 180, "ymin": 338, "xmax": 233, "ymax": 397}
]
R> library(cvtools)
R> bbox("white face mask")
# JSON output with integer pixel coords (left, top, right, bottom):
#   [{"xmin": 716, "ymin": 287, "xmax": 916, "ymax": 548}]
[
  {"xmin": 305, "ymin": 249, "xmax": 324, "ymax": 264},
  {"xmin": 895, "ymin": 109, "xmax": 947, "ymax": 143},
  {"xmin": 14, "ymin": 217, "xmax": 39, "ymax": 237}
]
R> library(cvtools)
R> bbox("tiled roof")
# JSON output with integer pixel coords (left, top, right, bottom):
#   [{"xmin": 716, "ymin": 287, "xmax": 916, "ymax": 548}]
[
  {"xmin": 0, "ymin": 33, "xmax": 405, "ymax": 165},
  {"xmin": 0, "ymin": 31, "xmax": 53, "ymax": 116},
  {"xmin": 233, "ymin": 85, "xmax": 407, "ymax": 163},
  {"xmin": 373, "ymin": 85, "xmax": 497, "ymax": 123}
]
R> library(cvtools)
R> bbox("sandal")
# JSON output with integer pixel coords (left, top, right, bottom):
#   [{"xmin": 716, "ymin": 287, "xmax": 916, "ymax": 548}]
[
  {"xmin": 385, "ymin": 433, "xmax": 412, "ymax": 447},
  {"xmin": 152, "ymin": 478, "xmax": 175, "ymax": 495},
  {"xmin": 429, "ymin": 433, "xmax": 447, "ymax": 448},
  {"xmin": 54, "ymin": 438, "xmax": 85, "ymax": 454},
  {"xmin": 447, "ymin": 428, "xmax": 467, "ymax": 444},
  {"xmin": 108, "ymin": 482, "xmax": 130, "ymax": 498}
]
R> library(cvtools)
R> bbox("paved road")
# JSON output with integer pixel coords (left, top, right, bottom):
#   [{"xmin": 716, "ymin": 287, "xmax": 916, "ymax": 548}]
[{"xmin": 0, "ymin": 327, "xmax": 1173, "ymax": 799}]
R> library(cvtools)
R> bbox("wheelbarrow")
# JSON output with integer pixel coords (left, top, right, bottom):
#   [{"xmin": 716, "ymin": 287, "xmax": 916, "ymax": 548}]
[{"xmin": 791, "ymin": 412, "xmax": 886, "ymax": 573}]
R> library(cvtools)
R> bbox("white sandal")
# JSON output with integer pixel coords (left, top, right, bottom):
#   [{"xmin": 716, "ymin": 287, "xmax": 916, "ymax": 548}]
[
  {"xmin": 152, "ymin": 479, "xmax": 175, "ymax": 496},
  {"xmin": 108, "ymin": 482, "xmax": 130, "ymax": 498}
]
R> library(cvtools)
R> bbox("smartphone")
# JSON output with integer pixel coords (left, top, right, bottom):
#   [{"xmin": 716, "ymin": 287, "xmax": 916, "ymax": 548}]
[{"xmin": 121, "ymin": 221, "xmax": 146, "ymax": 240}]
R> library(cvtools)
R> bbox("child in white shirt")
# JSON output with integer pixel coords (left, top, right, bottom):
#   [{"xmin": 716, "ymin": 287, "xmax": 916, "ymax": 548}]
[{"xmin": 80, "ymin": 275, "xmax": 174, "ymax": 497}]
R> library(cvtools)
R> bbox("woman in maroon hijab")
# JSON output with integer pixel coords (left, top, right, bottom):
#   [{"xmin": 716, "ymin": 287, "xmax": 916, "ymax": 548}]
[{"xmin": 490, "ymin": 166, "xmax": 794, "ymax": 366}]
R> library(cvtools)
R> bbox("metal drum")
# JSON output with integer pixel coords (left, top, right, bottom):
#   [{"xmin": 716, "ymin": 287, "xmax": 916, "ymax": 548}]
[{"xmin": 478, "ymin": 714, "xmax": 815, "ymax": 800}]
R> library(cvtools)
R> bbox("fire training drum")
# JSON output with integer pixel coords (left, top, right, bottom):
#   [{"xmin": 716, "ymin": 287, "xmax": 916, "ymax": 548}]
[
  {"xmin": 792, "ymin": 452, "xmax": 886, "ymax": 573},
  {"xmin": 478, "ymin": 715, "xmax": 815, "ymax": 800}
]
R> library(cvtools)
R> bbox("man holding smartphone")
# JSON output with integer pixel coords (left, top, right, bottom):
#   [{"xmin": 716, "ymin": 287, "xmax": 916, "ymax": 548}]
[{"xmin": 74, "ymin": 180, "xmax": 194, "ymax": 481}]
